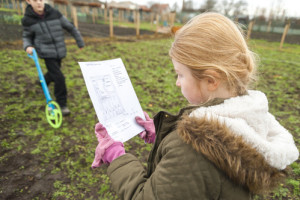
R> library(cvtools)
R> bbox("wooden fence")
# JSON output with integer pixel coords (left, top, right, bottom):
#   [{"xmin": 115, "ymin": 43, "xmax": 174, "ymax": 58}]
[{"xmin": 0, "ymin": 0, "xmax": 176, "ymax": 38}]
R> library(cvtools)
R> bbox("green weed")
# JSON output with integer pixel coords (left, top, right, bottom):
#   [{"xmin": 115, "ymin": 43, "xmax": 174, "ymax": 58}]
[{"xmin": 0, "ymin": 38, "xmax": 299, "ymax": 199}]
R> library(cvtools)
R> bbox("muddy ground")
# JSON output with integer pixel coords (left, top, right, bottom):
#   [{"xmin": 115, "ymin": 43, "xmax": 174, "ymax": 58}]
[
  {"xmin": 1, "ymin": 23, "xmax": 300, "ymax": 45},
  {"xmin": 1, "ymin": 22, "xmax": 299, "ymax": 200},
  {"xmin": 0, "ymin": 22, "xmax": 155, "ymax": 43}
]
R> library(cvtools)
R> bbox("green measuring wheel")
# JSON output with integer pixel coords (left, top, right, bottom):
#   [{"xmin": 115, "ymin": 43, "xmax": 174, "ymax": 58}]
[
  {"xmin": 45, "ymin": 101, "xmax": 62, "ymax": 129},
  {"xmin": 28, "ymin": 49, "xmax": 63, "ymax": 128}
]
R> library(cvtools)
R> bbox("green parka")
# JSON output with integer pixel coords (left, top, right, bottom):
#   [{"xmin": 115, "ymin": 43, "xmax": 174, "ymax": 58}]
[{"xmin": 108, "ymin": 100, "xmax": 285, "ymax": 200}]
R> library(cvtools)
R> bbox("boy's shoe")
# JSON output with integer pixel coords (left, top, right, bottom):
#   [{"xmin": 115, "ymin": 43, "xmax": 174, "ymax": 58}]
[{"xmin": 61, "ymin": 106, "xmax": 71, "ymax": 116}]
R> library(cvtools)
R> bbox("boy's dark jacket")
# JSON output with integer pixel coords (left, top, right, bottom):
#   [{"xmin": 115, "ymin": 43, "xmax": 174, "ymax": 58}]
[{"xmin": 22, "ymin": 4, "xmax": 84, "ymax": 59}]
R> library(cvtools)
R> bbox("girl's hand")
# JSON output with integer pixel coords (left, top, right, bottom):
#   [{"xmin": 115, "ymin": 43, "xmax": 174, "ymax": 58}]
[
  {"xmin": 135, "ymin": 111, "xmax": 156, "ymax": 144},
  {"xmin": 91, "ymin": 123, "xmax": 125, "ymax": 168}
]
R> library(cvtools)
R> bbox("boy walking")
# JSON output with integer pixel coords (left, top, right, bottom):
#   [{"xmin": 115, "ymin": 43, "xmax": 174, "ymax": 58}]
[{"xmin": 22, "ymin": 0, "xmax": 84, "ymax": 116}]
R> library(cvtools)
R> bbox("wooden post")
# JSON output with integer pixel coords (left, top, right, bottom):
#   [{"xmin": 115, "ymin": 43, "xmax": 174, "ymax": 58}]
[
  {"xmin": 92, "ymin": 8, "xmax": 96, "ymax": 23},
  {"xmin": 118, "ymin": 9, "xmax": 121, "ymax": 23},
  {"xmin": 93, "ymin": 8, "xmax": 98, "ymax": 23},
  {"xmin": 150, "ymin": 12, "xmax": 154, "ymax": 25},
  {"xmin": 124, "ymin": 9, "xmax": 128, "ymax": 22},
  {"xmin": 72, "ymin": 6, "xmax": 78, "ymax": 28},
  {"xmin": 104, "ymin": 7, "xmax": 107, "ymax": 22},
  {"xmin": 12, "ymin": 0, "xmax": 16, "ymax": 10},
  {"xmin": 267, "ymin": 20, "xmax": 272, "ymax": 33},
  {"xmin": 16, "ymin": 0, "xmax": 21, "ymax": 15},
  {"xmin": 170, "ymin": 12, "xmax": 176, "ymax": 27},
  {"xmin": 136, "ymin": 10, "xmax": 140, "ymax": 37},
  {"xmin": 155, "ymin": 14, "xmax": 159, "ymax": 33},
  {"xmin": 133, "ymin": 10, "xmax": 136, "ymax": 25},
  {"xmin": 109, "ymin": 8, "xmax": 113, "ymax": 38},
  {"xmin": 246, "ymin": 20, "xmax": 254, "ymax": 41},
  {"xmin": 96, "ymin": 7, "xmax": 99, "ymax": 18},
  {"xmin": 280, "ymin": 21, "xmax": 291, "ymax": 49},
  {"xmin": 22, "ymin": 0, "xmax": 26, "ymax": 15},
  {"xmin": 121, "ymin": 10, "xmax": 124, "ymax": 22},
  {"xmin": 64, "ymin": 4, "xmax": 67, "ymax": 18}
]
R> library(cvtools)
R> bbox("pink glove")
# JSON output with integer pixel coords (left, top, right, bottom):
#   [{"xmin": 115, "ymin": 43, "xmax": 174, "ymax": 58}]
[
  {"xmin": 135, "ymin": 111, "xmax": 156, "ymax": 144},
  {"xmin": 91, "ymin": 123, "xmax": 125, "ymax": 168}
]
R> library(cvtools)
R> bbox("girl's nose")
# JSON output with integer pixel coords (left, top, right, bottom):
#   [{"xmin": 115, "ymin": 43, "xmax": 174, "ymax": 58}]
[{"xmin": 176, "ymin": 79, "xmax": 180, "ymax": 87}]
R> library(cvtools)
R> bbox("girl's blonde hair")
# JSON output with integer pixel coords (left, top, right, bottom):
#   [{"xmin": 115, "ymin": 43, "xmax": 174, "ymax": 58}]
[{"xmin": 169, "ymin": 12, "xmax": 258, "ymax": 95}]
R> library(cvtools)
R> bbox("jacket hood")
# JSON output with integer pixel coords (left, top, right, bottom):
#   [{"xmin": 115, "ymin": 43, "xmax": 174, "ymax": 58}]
[
  {"xmin": 22, "ymin": 4, "xmax": 61, "ymax": 26},
  {"xmin": 177, "ymin": 90, "xmax": 299, "ymax": 194}
]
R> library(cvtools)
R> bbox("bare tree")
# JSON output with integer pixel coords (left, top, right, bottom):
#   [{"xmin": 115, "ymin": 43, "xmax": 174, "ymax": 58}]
[
  {"xmin": 171, "ymin": 2, "xmax": 179, "ymax": 12},
  {"xmin": 220, "ymin": 0, "xmax": 235, "ymax": 16},
  {"xmin": 183, "ymin": 0, "xmax": 194, "ymax": 10},
  {"xmin": 273, "ymin": 0, "xmax": 285, "ymax": 21},
  {"xmin": 147, "ymin": 1, "xmax": 156, "ymax": 7},
  {"xmin": 232, "ymin": 0, "xmax": 248, "ymax": 18},
  {"xmin": 218, "ymin": 0, "xmax": 247, "ymax": 17},
  {"xmin": 257, "ymin": 7, "xmax": 267, "ymax": 21},
  {"xmin": 201, "ymin": 0, "xmax": 218, "ymax": 11}
]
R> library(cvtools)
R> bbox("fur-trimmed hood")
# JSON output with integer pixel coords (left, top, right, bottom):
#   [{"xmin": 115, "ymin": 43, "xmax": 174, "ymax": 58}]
[{"xmin": 177, "ymin": 90, "xmax": 299, "ymax": 194}]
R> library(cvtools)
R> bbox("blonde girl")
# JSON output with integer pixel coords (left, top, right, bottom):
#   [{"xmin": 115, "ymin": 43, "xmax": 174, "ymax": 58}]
[{"xmin": 91, "ymin": 12, "xmax": 299, "ymax": 200}]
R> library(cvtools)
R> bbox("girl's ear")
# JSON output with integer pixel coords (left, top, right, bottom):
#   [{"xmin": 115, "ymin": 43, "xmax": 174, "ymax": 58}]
[{"xmin": 204, "ymin": 70, "xmax": 221, "ymax": 91}]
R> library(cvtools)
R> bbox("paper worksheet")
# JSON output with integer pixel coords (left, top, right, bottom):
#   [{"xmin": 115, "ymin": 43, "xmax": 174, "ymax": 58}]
[{"xmin": 79, "ymin": 58, "xmax": 145, "ymax": 142}]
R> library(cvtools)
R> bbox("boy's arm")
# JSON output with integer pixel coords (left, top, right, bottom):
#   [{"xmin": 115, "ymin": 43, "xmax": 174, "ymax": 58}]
[
  {"xmin": 22, "ymin": 26, "xmax": 34, "ymax": 51},
  {"xmin": 60, "ymin": 16, "xmax": 84, "ymax": 48}
]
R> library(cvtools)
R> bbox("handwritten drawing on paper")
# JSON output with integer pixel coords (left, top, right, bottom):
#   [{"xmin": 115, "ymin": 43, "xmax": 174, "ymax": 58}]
[
  {"xmin": 79, "ymin": 58, "xmax": 145, "ymax": 142},
  {"xmin": 91, "ymin": 75, "xmax": 125, "ymax": 122}
]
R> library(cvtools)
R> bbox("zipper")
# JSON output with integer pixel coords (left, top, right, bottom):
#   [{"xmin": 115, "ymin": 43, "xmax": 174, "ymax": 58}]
[
  {"xmin": 45, "ymin": 20, "xmax": 59, "ymax": 59},
  {"xmin": 39, "ymin": 22, "xmax": 46, "ymax": 33}
]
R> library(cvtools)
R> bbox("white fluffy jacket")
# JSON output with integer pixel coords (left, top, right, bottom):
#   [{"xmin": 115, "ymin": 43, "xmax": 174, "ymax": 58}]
[{"xmin": 190, "ymin": 90, "xmax": 299, "ymax": 170}]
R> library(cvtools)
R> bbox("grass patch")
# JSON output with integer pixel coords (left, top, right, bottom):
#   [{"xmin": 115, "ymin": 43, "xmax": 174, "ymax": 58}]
[{"xmin": 0, "ymin": 38, "xmax": 299, "ymax": 199}]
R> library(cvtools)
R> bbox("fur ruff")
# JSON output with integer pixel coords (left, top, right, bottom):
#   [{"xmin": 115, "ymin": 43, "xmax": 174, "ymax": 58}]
[
  {"xmin": 188, "ymin": 90, "xmax": 298, "ymax": 170},
  {"xmin": 177, "ymin": 114, "xmax": 286, "ymax": 194}
]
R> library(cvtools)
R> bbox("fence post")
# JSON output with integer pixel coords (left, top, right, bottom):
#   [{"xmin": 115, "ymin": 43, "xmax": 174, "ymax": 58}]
[
  {"xmin": 16, "ymin": 0, "xmax": 21, "ymax": 15},
  {"xmin": 11, "ymin": 0, "xmax": 16, "ymax": 10},
  {"xmin": 170, "ymin": 12, "xmax": 176, "ymax": 27},
  {"xmin": 118, "ymin": 9, "xmax": 121, "ymax": 23},
  {"xmin": 92, "ymin": 7, "xmax": 96, "ymax": 24},
  {"xmin": 71, "ymin": 6, "xmax": 78, "ymax": 29},
  {"xmin": 64, "ymin": 4, "xmax": 67, "ymax": 18},
  {"xmin": 109, "ymin": 8, "xmax": 113, "ymax": 38},
  {"xmin": 150, "ymin": 12, "xmax": 154, "ymax": 25},
  {"xmin": 136, "ymin": 10, "xmax": 140, "ymax": 38},
  {"xmin": 22, "ymin": 0, "xmax": 26, "ymax": 15},
  {"xmin": 155, "ymin": 14, "xmax": 159, "ymax": 33},
  {"xmin": 104, "ymin": 7, "xmax": 107, "ymax": 22},
  {"xmin": 267, "ymin": 20, "xmax": 272, "ymax": 33},
  {"xmin": 246, "ymin": 20, "xmax": 254, "ymax": 41},
  {"xmin": 280, "ymin": 21, "xmax": 291, "ymax": 49}
]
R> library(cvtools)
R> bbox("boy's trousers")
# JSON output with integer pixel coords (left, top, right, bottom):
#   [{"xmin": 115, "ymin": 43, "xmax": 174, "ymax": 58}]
[{"xmin": 44, "ymin": 58, "xmax": 67, "ymax": 107}]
